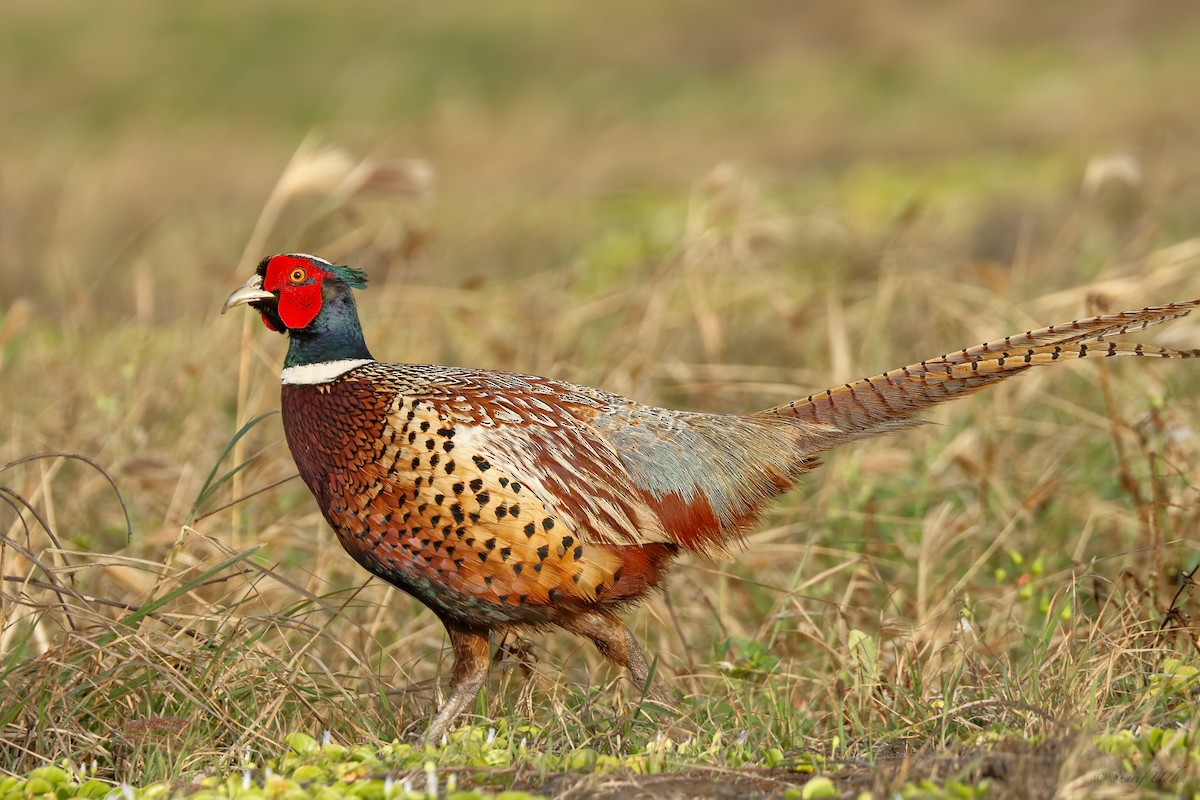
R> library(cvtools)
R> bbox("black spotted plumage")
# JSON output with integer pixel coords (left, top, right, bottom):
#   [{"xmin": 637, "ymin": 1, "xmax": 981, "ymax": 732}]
[{"xmin": 223, "ymin": 252, "xmax": 1200, "ymax": 744}]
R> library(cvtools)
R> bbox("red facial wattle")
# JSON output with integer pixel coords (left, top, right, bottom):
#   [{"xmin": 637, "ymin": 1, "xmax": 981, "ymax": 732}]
[
  {"xmin": 261, "ymin": 254, "xmax": 330, "ymax": 330},
  {"xmin": 276, "ymin": 282, "xmax": 323, "ymax": 329}
]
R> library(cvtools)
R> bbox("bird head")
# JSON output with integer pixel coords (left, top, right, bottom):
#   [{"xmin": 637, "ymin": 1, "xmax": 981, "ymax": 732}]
[{"xmin": 221, "ymin": 253, "xmax": 368, "ymax": 333}]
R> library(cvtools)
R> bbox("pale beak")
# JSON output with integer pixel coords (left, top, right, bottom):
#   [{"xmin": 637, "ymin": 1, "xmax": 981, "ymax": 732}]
[{"xmin": 221, "ymin": 274, "xmax": 275, "ymax": 313}]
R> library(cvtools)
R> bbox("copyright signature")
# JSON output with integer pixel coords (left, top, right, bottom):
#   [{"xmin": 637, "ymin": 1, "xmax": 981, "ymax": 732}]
[{"xmin": 1094, "ymin": 767, "xmax": 1186, "ymax": 792}]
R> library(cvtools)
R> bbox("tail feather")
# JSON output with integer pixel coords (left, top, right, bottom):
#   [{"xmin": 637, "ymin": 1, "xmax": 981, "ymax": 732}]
[
  {"xmin": 756, "ymin": 300, "xmax": 1200, "ymax": 453},
  {"xmin": 926, "ymin": 300, "xmax": 1199, "ymax": 364}
]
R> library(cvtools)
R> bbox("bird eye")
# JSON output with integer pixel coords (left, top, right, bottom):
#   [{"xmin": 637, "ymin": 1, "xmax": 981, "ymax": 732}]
[{"xmin": 289, "ymin": 268, "xmax": 307, "ymax": 283}]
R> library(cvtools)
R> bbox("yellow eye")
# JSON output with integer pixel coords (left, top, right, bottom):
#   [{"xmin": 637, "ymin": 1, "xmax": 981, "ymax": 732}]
[{"xmin": 289, "ymin": 268, "xmax": 307, "ymax": 283}]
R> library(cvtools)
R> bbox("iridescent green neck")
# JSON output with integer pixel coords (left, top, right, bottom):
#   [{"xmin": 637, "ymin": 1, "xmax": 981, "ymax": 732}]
[{"xmin": 284, "ymin": 283, "xmax": 373, "ymax": 368}]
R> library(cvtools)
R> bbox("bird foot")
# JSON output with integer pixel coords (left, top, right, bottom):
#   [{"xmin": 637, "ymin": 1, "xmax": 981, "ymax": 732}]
[{"xmin": 635, "ymin": 694, "xmax": 697, "ymax": 744}]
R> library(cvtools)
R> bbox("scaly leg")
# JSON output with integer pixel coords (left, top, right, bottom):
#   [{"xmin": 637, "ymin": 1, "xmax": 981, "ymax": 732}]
[
  {"xmin": 424, "ymin": 625, "xmax": 491, "ymax": 745},
  {"xmin": 562, "ymin": 610, "xmax": 695, "ymax": 740},
  {"xmin": 561, "ymin": 610, "xmax": 667, "ymax": 705}
]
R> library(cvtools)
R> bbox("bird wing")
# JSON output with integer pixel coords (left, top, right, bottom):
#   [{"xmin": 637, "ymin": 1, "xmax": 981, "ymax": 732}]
[
  {"xmin": 325, "ymin": 363, "xmax": 690, "ymax": 604},
  {"xmin": 383, "ymin": 365, "xmax": 813, "ymax": 560},
  {"xmin": 406, "ymin": 369, "xmax": 676, "ymax": 546}
]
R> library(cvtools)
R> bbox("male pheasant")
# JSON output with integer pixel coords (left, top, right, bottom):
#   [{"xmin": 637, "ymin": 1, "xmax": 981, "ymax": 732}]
[{"xmin": 223, "ymin": 253, "xmax": 1199, "ymax": 742}]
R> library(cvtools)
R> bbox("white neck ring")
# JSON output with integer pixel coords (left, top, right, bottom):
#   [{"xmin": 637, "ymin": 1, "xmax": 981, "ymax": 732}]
[{"xmin": 281, "ymin": 358, "xmax": 373, "ymax": 385}]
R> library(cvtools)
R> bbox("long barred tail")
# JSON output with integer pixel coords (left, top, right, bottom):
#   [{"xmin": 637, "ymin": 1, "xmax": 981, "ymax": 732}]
[{"xmin": 755, "ymin": 300, "xmax": 1200, "ymax": 451}]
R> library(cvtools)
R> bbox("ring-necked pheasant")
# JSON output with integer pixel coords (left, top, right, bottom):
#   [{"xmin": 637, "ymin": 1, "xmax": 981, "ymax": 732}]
[{"xmin": 223, "ymin": 253, "xmax": 1199, "ymax": 743}]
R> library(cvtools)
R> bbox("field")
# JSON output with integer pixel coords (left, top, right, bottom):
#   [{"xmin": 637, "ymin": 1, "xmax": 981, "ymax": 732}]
[{"xmin": 2, "ymin": 1, "xmax": 1200, "ymax": 797}]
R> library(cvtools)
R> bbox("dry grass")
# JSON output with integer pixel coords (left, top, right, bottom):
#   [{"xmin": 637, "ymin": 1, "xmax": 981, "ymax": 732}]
[
  {"xmin": 2, "ymin": 2, "xmax": 1200, "ymax": 796},
  {"xmin": 3, "ymin": 146, "xmax": 1199, "ymax": 793}
]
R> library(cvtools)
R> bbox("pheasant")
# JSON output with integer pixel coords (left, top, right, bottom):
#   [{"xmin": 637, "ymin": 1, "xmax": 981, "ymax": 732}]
[{"xmin": 223, "ymin": 253, "xmax": 1199, "ymax": 743}]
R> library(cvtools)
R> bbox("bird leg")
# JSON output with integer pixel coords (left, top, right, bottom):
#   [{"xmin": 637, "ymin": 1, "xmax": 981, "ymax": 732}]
[
  {"xmin": 560, "ymin": 610, "xmax": 666, "ymax": 706},
  {"xmin": 424, "ymin": 624, "xmax": 491, "ymax": 745},
  {"xmin": 562, "ymin": 610, "xmax": 694, "ymax": 740}
]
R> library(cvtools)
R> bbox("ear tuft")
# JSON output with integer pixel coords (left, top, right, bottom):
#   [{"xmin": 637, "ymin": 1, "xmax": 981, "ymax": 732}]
[{"xmin": 330, "ymin": 264, "xmax": 369, "ymax": 289}]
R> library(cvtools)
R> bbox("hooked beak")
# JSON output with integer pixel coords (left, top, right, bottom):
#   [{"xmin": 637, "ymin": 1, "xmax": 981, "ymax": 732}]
[{"xmin": 221, "ymin": 274, "xmax": 275, "ymax": 313}]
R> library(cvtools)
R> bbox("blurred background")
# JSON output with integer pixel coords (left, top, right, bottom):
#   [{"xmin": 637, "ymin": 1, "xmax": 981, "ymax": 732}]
[
  {"xmin": 6, "ymin": 0, "xmax": 1200, "ymax": 514},
  {"xmin": 2, "ymin": 0, "xmax": 1200, "ymax": 769},
  {"xmin": 4, "ymin": 0, "xmax": 1200, "ymax": 317}
]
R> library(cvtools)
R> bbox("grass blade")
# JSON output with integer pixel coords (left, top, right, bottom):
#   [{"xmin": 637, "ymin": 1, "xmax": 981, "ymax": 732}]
[{"xmin": 189, "ymin": 411, "xmax": 279, "ymax": 524}]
